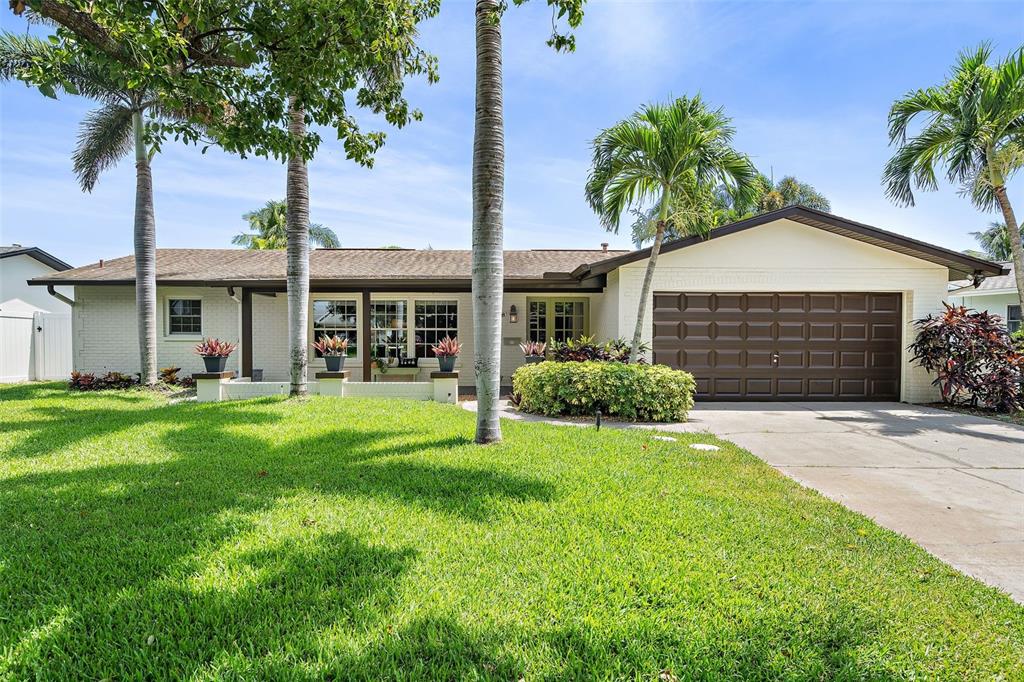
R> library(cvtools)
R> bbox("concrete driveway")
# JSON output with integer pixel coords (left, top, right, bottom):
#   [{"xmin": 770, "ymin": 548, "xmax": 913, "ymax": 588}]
[
  {"xmin": 466, "ymin": 400, "xmax": 1024, "ymax": 601},
  {"xmin": 672, "ymin": 402, "xmax": 1024, "ymax": 602}
]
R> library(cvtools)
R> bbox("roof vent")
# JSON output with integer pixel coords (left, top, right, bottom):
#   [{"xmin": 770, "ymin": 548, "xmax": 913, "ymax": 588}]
[
  {"xmin": 601, "ymin": 242, "xmax": 609, "ymax": 253},
  {"xmin": 98, "ymin": 259, "xmax": 104, "ymax": 268}
]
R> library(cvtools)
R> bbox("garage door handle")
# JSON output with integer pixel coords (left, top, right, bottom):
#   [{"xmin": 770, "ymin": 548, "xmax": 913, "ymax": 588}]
[{"xmin": 771, "ymin": 352, "xmax": 779, "ymax": 367}]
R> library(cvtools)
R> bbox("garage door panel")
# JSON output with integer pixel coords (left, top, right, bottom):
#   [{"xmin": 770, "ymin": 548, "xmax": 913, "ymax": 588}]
[
  {"xmin": 745, "ymin": 378, "xmax": 773, "ymax": 396},
  {"xmin": 871, "ymin": 293, "xmax": 900, "ymax": 313},
  {"xmin": 683, "ymin": 321, "xmax": 714, "ymax": 340},
  {"xmin": 714, "ymin": 350, "xmax": 743, "ymax": 369},
  {"xmin": 840, "ymin": 351, "xmax": 867, "ymax": 368},
  {"xmin": 809, "ymin": 294, "xmax": 838, "ymax": 312},
  {"xmin": 839, "ymin": 378, "xmax": 868, "ymax": 397},
  {"xmin": 715, "ymin": 294, "xmax": 745, "ymax": 312},
  {"xmin": 778, "ymin": 294, "xmax": 807, "ymax": 312},
  {"xmin": 654, "ymin": 291, "xmax": 901, "ymax": 401},
  {"xmin": 809, "ymin": 351, "xmax": 836, "ymax": 369},
  {"xmin": 715, "ymin": 321, "xmax": 744, "ymax": 340},
  {"xmin": 777, "ymin": 322, "xmax": 805, "ymax": 341},
  {"xmin": 809, "ymin": 323, "xmax": 837, "ymax": 340},
  {"xmin": 777, "ymin": 378, "xmax": 805, "ymax": 397},
  {"xmin": 871, "ymin": 322, "xmax": 899, "ymax": 340},
  {"xmin": 841, "ymin": 294, "xmax": 869, "ymax": 311},
  {"xmin": 683, "ymin": 293, "xmax": 713, "ymax": 312},
  {"xmin": 871, "ymin": 351, "xmax": 897, "ymax": 369},
  {"xmin": 653, "ymin": 320, "xmax": 681, "ymax": 339},
  {"xmin": 840, "ymin": 323, "xmax": 868, "ymax": 341},
  {"xmin": 778, "ymin": 351, "xmax": 805, "ymax": 368},
  {"xmin": 683, "ymin": 350, "xmax": 712, "ymax": 368}
]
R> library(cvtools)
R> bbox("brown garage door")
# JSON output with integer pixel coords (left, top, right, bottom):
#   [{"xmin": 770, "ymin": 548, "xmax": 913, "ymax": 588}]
[{"xmin": 652, "ymin": 292, "xmax": 902, "ymax": 400}]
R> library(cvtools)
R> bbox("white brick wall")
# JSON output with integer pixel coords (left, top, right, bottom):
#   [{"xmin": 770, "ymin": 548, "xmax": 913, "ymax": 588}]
[
  {"xmin": 612, "ymin": 219, "xmax": 949, "ymax": 403},
  {"xmin": 72, "ymin": 285, "xmax": 241, "ymax": 376}
]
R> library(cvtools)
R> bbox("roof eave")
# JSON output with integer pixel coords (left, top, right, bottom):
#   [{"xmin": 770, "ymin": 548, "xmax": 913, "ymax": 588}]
[
  {"xmin": 578, "ymin": 206, "xmax": 1006, "ymax": 280},
  {"xmin": 3, "ymin": 247, "xmax": 73, "ymax": 272}
]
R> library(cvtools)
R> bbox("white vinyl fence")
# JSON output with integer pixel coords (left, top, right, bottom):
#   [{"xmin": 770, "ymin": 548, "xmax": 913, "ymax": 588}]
[{"xmin": 0, "ymin": 311, "xmax": 71, "ymax": 382}]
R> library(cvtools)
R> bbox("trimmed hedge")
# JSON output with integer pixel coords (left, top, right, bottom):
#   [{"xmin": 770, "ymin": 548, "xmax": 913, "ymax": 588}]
[{"xmin": 512, "ymin": 361, "xmax": 696, "ymax": 422}]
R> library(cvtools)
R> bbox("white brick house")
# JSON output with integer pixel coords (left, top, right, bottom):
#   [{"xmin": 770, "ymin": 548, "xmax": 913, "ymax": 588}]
[{"xmin": 29, "ymin": 207, "xmax": 1006, "ymax": 403}]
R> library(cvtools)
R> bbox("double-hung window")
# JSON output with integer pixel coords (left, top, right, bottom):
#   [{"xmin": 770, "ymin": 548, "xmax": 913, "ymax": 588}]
[
  {"xmin": 1008, "ymin": 305, "xmax": 1022, "ymax": 334},
  {"xmin": 371, "ymin": 301, "xmax": 408, "ymax": 360},
  {"xmin": 168, "ymin": 299, "xmax": 202, "ymax": 335},
  {"xmin": 528, "ymin": 298, "xmax": 588, "ymax": 343},
  {"xmin": 311, "ymin": 299, "xmax": 358, "ymax": 357},
  {"xmin": 414, "ymin": 300, "xmax": 458, "ymax": 358}
]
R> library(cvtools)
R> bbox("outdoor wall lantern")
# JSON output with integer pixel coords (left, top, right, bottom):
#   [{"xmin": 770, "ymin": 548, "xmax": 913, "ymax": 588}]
[{"xmin": 508, "ymin": 305, "xmax": 519, "ymax": 324}]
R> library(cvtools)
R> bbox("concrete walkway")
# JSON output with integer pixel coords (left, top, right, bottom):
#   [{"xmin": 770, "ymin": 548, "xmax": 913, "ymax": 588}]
[{"xmin": 464, "ymin": 400, "xmax": 1024, "ymax": 601}]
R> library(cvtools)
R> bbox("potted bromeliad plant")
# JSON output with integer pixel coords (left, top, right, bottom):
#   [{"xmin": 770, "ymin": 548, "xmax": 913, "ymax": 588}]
[
  {"xmin": 313, "ymin": 334, "xmax": 349, "ymax": 372},
  {"xmin": 432, "ymin": 335, "xmax": 461, "ymax": 372},
  {"xmin": 194, "ymin": 338, "xmax": 238, "ymax": 373},
  {"xmin": 520, "ymin": 340, "xmax": 546, "ymax": 364}
]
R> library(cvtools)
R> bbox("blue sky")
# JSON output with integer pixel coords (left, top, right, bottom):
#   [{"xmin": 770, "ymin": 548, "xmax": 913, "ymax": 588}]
[{"xmin": 1, "ymin": 1, "xmax": 1023, "ymax": 267}]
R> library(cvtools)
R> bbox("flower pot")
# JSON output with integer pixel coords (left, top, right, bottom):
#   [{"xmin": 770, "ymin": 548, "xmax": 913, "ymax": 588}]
[
  {"xmin": 202, "ymin": 355, "xmax": 228, "ymax": 373},
  {"xmin": 525, "ymin": 355, "xmax": 545, "ymax": 364},
  {"xmin": 437, "ymin": 356, "xmax": 456, "ymax": 373},
  {"xmin": 324, "ymin": 355, "xmax": 345, "ymax": 372}
]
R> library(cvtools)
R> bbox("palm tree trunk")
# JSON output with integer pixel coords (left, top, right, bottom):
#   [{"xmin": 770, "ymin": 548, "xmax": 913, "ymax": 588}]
[
  {"xmin": 629, "ymin": 189, "xmax": 672, "ymax": 363},
  {"xmin": 992, "ymin": 184, "xmax": 1024, "ymax": 307},
  {"xmin": 132, "ymin": 110, "xmax": 157, "ymax": 386},
  {"xmin": 286, "ymin": 97, "xmax": 310, "ymax": 397},
  {"xmin": 472, "ymin": 0, "xmax": 504, "ymax": 444}
]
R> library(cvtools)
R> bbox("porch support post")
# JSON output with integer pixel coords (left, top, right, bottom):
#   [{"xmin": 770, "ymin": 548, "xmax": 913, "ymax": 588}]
[
  {"xmin": 361, "ymin": 289, "xmax": 372, "ymax": 381},
  {"xmin": 241, "ymin": 288, "xmax": 253, "ymax": 378}
]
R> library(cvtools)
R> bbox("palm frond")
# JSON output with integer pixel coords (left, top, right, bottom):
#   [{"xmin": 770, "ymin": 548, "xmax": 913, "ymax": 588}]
[
  {"xmin": 309, "ymin": 223, "xmax": 341, "ymax": 248},
  {"xmin": 0, "ymin": 31, "xmax": 126, "ymax": 103},
  {"xmin": 72, "ymin": 103, "xmax": 135, "ymax": 192}
]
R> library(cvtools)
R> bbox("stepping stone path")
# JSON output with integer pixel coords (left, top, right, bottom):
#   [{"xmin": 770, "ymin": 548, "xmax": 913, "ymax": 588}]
[
  {"xmin": 653, "ymin": 435, "xmax": 677, "ymax": 442},
  {"xmin": 689, "ymin": 443, "xmax": 720, "ymax": 451}
]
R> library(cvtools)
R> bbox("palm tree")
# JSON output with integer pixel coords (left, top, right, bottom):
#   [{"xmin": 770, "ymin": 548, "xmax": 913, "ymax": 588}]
[
  {"xmin": 0, "ymin": 32, "xmax": 183, "ymax": 386},
  {"xmin": 884, "ymin": 44, "xmax": 1024, "ymax": 305},
  {"xmin": 285, "ymin": 98, "xmax": 311, "ymax": 397},
  {"xmin": 232, "ymin": 200, "xmax": 339, "ymax": 249},
  {"xmin": 631, "ymin": 172, "xmax": 831, "ymax": 247},
  {"xmin": 970, "ymin": 221, "xmax": 1022, "ymax": 261},
  {"xmin": 471, "ymin": 0, "xmax": 505, "ymax": 443},
  {"xmin": 586, "ymin": 96, "xmax": 756, "ymax": 362},
  {"xmin": 762, "ymin": 175, "xmax": 830, "ymax": 213}
]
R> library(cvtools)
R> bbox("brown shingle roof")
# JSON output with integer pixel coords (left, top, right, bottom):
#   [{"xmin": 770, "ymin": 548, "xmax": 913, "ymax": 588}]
[{"xmin": 31, "ymin": 248, "xmax": 630, "ymax": 285}]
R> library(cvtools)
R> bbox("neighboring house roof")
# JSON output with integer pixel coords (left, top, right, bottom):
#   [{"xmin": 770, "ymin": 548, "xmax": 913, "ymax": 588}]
[
  {"xmin": 949, "ymin": 262, "xmax": 1018, "ymax": 296},
  {"xmin": 570, "ymin": 206, "xmax": 1006, "ymax": 281},
  {"xmin": 0, "ymin": 245, "xmax": 73, "ymax": 272},
  {"xmin": 28, "ymin": 248, "xmax": 630, "ymax": 289}
]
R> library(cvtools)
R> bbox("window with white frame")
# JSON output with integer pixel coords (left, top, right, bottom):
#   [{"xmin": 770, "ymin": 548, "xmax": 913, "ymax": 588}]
[
  {"xmin": 371, "ymin": 300, "xmax": 407, "ymax": 360},
  {"xmin": 528, "ymin": 298, "xmax": 588, "ymax": 343},
  {"xmin": 168, "ymin": 298, "xmax": 202, "ymax": 335},
  {"xmin": 1008, "ymin": 305, "xmax": 1021, "ymax": 334},
  {"xmin": 311, "ymin": 299, "xmax": 358, "ymax": 357},
  {"xmin": 414, "ymin": 300, "xmax": 458, "ymax": 358}
]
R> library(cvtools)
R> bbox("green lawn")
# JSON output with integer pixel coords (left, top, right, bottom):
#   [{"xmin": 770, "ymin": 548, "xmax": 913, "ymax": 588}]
[{"xmin": 1, "ymin": 384, "xmax": 1022, "ymax": 680}]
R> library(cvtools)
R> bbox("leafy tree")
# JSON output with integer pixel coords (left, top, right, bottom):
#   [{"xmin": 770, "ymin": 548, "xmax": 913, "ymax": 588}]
[
  {"xmin": 586, "ymin": 96, "xmax": 757, "ymax": 362},
  {"xmin": 8, "ymin": 1, "xmax": 439, "ymax": 397},
  {"xmin": 232, "ymin": 200, "xmax": 339, "ymax": 250},
  {"xmin": 0, "ymin": 32, "xmax": 200, "ymax": 386},
  {"xmin": 884, "ymin": 43, "xmax": 1024, "ymax": 306},
  {"xmin": 471, "ymin": 0, "xmax": 584, "ymax": 444},
  {"xmin": 970, "ymin": 221, "xmax": 1022, "ymax": 261}
]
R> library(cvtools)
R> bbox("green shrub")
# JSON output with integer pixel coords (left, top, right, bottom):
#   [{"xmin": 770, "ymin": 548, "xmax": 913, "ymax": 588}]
[{"xmin": 512, "ymin": 361, "xmax": 695, "ymax": 422}]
